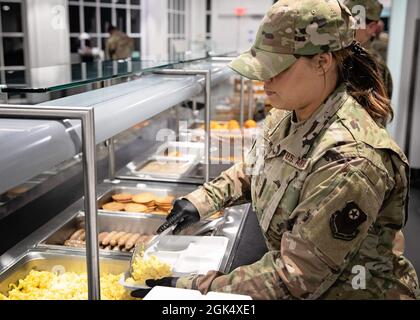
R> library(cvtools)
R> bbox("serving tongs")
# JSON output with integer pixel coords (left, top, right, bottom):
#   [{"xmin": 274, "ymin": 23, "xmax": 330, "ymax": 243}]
[{"xmin": 129, "ymin": 225, "xmax": 176, "ymax": 275}]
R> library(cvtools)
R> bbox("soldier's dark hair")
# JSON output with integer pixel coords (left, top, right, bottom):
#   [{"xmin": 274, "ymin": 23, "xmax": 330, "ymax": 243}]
[{"xmin": 333, "ymin": 41, "xmax": 393, "ymax": 125}]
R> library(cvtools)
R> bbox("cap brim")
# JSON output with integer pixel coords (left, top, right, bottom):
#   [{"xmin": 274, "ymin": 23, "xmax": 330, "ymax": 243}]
[{"xmin": 228, "ymin": 47, "xmax": 297, "ymax": 81}]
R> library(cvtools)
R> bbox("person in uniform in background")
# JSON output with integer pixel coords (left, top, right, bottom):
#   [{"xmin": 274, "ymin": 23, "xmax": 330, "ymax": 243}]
[
  {"xmin": 133, "ymin": 0, "xmax": 420, "ymax": 300},
  {"xmin": 106, "ymin": 25, "xmax": 134, "ymax": 60},
  {"xmin": 344, "ymin": 0, "xmax": 393, "ymax": 98},
  {"xmin": 371, "ymin": 19, "xmax": 390, "ymax": 62}
]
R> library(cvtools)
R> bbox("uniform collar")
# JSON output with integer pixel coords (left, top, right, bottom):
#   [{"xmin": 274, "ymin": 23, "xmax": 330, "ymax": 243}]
[{"xmin": 264, "ymin": 84, "xmax": 349, "ymax": 163}]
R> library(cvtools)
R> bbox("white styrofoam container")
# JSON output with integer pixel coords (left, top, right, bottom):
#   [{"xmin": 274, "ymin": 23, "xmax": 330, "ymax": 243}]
[{"xmin": 143, "ymin": 286, "xmax": 252, "ymax": 300}]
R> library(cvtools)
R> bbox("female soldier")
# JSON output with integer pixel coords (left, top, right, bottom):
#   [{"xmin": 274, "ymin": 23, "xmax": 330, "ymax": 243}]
[{"xmin": 139, "ymin": 0, "xmax": 420, "ymax": 299}]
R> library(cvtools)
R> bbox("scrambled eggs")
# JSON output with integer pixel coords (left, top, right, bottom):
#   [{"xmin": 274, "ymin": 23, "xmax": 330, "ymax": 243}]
[
  {"xmin": 127, "ymin": 254, "xmax": 172, "ymax": 285},
  {"xmin": 0, "ymin": 270, "xmax": 133, "ymax": 300}
]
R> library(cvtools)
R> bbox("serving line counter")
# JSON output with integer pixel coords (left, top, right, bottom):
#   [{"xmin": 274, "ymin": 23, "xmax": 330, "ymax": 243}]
[
  {"xmin": 0, "ymin": 59, "xmax": 234, "ymax": 196},
  {"xmin": 0, "ymin": 180, "xmax": 250, "ymax": 299},
  {"xmin": 0, "ymin": 57, "xmax": 262, "ymax": 299}
]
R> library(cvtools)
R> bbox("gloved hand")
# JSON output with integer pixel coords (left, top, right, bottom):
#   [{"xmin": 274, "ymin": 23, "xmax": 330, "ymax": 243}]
[
  {"xmin": 156, "ymin": 199, "xmax": 200, "ymax": 234},
  {"xmin": 130, "ymin": 277, "xmax": 179, "ymax": 299}
]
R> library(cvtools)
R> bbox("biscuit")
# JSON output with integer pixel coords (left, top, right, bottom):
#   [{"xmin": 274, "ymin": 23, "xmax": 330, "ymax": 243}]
[
  {"xmin": 132, "ymin": 192, "xmax": 155, "ymax": 204},
  {"xmin": 155, "ymin": 195, "xmax": 175, "ymax": 205},
  {"xmin": 152, "ymin": 211, "xmax": 169, "ymax": 216},
  {"xmin": 124, "ymin": 203, "xmax": 148, "ymax": 213},
  {"xmin": 102, "ymin": 202, "xmax": 125, "ymax": 211},
  {"xmin": 111, "ymin": 193, "xmax": 133, "ymax": 203}
]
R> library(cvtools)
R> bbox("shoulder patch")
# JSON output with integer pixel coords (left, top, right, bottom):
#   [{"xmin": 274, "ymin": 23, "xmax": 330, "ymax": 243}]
[{"xmin": 330, "ymin": 201, "xmax": 367, "ymax": 241}]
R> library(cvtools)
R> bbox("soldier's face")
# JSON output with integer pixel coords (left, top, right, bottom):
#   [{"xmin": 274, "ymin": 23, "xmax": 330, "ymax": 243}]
[{"xmin": 263, "ymin": 56, "xmax": 333, "ymax": 116}]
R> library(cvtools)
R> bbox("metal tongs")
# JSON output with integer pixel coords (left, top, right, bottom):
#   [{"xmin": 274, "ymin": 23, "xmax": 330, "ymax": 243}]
[{"xmin": 129, "ymin": 225, "xmax": 176, "ymax": 275}]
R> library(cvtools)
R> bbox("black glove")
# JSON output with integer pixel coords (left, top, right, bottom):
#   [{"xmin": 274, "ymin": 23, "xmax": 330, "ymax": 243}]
[
  {"xmin": 156, "ymin": 199, "xmax": 200, "ymax": 234},
  {"xmin": 130, "ymin": 277, "xmax": 179, "ymax": 299}
]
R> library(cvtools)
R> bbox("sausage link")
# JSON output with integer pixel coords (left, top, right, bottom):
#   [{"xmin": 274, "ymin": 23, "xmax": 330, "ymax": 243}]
[
  {"xmin": 102, "ymin": 231, "xmax": 117, "ymax": 246},
  {"xmin": 118, "ymin": 233, "xmax": 132, "ymax": 247},
  {"xmin": 110, "ymin": 231, "xmax": 126, "ymax": 247},
  {"xmin": 69, "ymin": 229, "xmax": 84, "ymax": 241}
]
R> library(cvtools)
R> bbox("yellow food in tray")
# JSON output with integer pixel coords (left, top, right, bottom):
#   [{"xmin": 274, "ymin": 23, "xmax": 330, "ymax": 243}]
[
  {"xmin": 201, "ymin": 120, "xmax": 256, "ymax": 131},
  {"xmin": 127, "ymin": 253, "xmax": 172, "ymax": 285},
  {"xmin": 0, "ymin": 270, "xmax": 133, "ymax": 300}
]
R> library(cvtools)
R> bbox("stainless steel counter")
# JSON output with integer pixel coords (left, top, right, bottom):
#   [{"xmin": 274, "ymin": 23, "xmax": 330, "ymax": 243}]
[{"xmin": 0, "ymin": 179, "xmax": 250, "ymax": 293}]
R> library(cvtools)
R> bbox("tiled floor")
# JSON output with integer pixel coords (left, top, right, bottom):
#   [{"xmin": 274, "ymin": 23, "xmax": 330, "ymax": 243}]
[{"xmin": 404, "ymin": 187, "xmax": 420, "ymax": 274}]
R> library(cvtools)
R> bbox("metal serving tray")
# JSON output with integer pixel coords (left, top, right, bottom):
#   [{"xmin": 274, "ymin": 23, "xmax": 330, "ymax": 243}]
[
  {"xmin": 116, "ymin": 140, "xmax": 230, "ymax": 183},
  {"xmin": 129, "ymin": 156, "xmax": 197, "ymax": 178},
  {"xmin": 97, "ymin": 182, "xmax": 227, "ymax": 221},
  {"xmin": 97, "ymin": 183, "xmax": 197, "ymax": 215},
  {"xmin": 38, "ymin": 211, "xmax": 224, "ymax": 253},
  {"xmin": 0, "ymin": 180, "xmax": 250, "ymax": 283},
  {"xmin": 0, "ymin": 248, "xmax": 129, "ymax": 295}
]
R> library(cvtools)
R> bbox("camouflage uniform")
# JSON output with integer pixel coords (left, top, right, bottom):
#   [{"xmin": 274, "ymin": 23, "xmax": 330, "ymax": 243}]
[
  {"xmin": 172, "ymin": 0, "xmax": 420, "ymax": 300},
  {"xmin": 106, "ymin": 30, "xmax": 134, "ymax": 60},
  {"xmin": 344, "ymin": 0, "xmax": 393, "ymax": 98}
]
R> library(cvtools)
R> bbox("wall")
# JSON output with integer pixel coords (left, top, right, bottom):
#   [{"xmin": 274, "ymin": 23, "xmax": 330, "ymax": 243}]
[
  {"xmin": 25, "ymin": 0, "xmax": 70, "ymax": 68},
  {"xmin": 141, "ymin": 0, "xmax": 168, "ymax": 60},
  {"xmin": 388, "ymin": 0, "xmax": 420, "ymax": 167},
  {"xmin": 189, "ymin": 0, "xmax": 206, "ymax": 52},
  {"xmin": 211, "ymin": 0, "xmax": 273, "ymax": 53}
]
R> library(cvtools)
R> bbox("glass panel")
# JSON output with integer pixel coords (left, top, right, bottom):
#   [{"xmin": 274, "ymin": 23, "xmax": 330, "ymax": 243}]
[
  {"xmin": 70, "ymin": 37, "xmax": 80, "ymax": 53},
  {"xmin": 101, "ymin": 37, "xmax": 108, "ymax": 51},
  {"xmin": 175, "ymin": 14, "xmax": 179, "ymax": 34},
  {"xmin": 131, "ymin": 0, "xmax": 141, "ymax": 5},
  {"xmin": 101, "ymin": 7, "xmax": 112, "ymax": 33},
  {"xmin": 118, "ymin": 61, "xmax": 128, "ymax": 74},
  {"xmin": 100, "ymin": 0, "xmax": 112, "ymax": 3},
  {"xmin": 116, "ymin": 8, "xmax": 126, "ymax": 33},
  {"xmin": 206, "ymin": 0, "xmax": 211, "ymax": 11},
  {"xmin": 84, "ymin": 6, "xmax": 97, "ymax": 33},
  {"xmin": 133, "ymin": 37, "xmax": 141, "ymax": 52},
  {"xmin": 3, "ymin": 37, "xmax": 24, "ymax": 66},
  {"xmin": 88, "ymin": 37, "xmax": 98, "ymax": 48},
  {"xmin": 1, "ymin": 2, "xmax": 22, "ymax": 33},
  {"xmin": 206, "ymin": 14, "xmax": 211, "ymax": 33},
  {"xmin": 130, "ymin": 9, "xmax": 140, "ymax": 33},
  {"xmin": 168, "ymin": 13, "xmax": 171, "ymax": 34},
  {"xmin": 5, "ymin": 70, "xmax": 25, "ymax": 85},
  {"xmin": 69, "ymin": 5, "xmax": 80, "ymax": 33},
  {"xmin": 173, "ymin": 13, "xmax": 176, "ymax": 34},
  {"xmin": 115, "ymin": 0, "xmax": 126, "ymax": 4},
  {"xmin": 71, "ymin": 63, "xmax": 82, "ymax": 82}
]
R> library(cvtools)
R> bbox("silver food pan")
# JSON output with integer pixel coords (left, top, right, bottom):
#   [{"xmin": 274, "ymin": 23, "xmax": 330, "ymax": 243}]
[
  {"xmin": 126, "ymin": 156, "xmax": 198, "ymax": 180},
  {"xmin": 97, "ymin": 183, "xmax": 196, "ymax": 215},
  {"xmin": 0, "ymin": 249, "xmax": 129, "ymax": 295},
  {"xmin": 97, "ymin": 184, "xmax": 226, "ymax": 221},
  {"xmin": 38, "ymin": 212, "xmax": 225, "ymax": 253}
]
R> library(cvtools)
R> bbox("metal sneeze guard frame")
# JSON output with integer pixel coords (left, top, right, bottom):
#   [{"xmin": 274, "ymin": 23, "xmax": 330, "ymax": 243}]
[{"xmin": 0, "ymin": 105, "xmax": 101, "ymax": 300}]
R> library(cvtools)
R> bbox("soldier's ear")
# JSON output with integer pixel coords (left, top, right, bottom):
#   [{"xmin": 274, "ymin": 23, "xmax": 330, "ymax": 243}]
[{"xmin": 314, "ymin": 53, "xmax": 333, "ymax": 75}]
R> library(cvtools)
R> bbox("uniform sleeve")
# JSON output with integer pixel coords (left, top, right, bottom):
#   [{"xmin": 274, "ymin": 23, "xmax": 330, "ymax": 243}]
[
  {"xmin": 184, "ymin": 140, "xmax": 258, "ymax": 218},
  {"xmin": 177, "ymin": 158, "xmax": 389, "ymax": 299}
]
